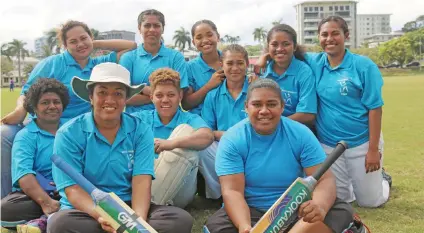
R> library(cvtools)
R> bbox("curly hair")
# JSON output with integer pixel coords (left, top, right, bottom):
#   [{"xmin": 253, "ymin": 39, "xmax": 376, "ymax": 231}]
[
  {"xmin": 24, "ymin": 78, "xmax": 70, "ymax": 115},
  {"xmin": 58, "ymin": 20, "xmax": 93, "ymax": 46},
  {"xmin": 149, "ymin": 68, "xmax": 181, "ymax": 92}
]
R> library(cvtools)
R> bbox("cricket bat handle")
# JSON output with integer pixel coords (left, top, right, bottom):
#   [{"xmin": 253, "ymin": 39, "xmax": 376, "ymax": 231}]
[{"xmin": 312, "ymin": 141, "xmax": 348, "ymax": 181}]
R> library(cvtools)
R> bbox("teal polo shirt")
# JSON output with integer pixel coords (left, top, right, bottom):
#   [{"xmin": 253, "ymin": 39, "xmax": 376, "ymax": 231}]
[
  {"xmin": 216, "ymin": 117, "xmax": 326, "ymax": 212},
  {"xmin": 119, "ymin": 44, "xmax": 189, "ymax": 113},
  {"xmin": 304, "ymin": 50, "xmax": 384, "ymax": 147},
  {"xmin": 22, "ymin": 51, "xmax": 117, "ymax": 122},
  {"xmin": 261, "ymin": 57, "xmax": 317, "ymax": 116},
  {"xmin": 187, "ymin": 51, "xmax": 221, "ymax": 115},
  {"xmin": 11, "ymin": 120, "xmax": 63, "ymax": 191},
  {"xmin": 201, "ymin": 78, "xmax": 249, "ymax": 131},
  {"xmin": 52, "ymin": 112, "xmax": 155, "ymax": 210}
]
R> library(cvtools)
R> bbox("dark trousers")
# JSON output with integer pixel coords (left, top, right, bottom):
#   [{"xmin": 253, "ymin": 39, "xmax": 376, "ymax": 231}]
[
  {"xmin": 1, "ymin": 192, "xmax": 44, "ymax": 222},
  {"xmin": 205, "ymin": 198, "xmax": 353, "ymax": 233},
  {"xmin": 47, "ymin": 203, "xmax": 193, "ymax": 233}
]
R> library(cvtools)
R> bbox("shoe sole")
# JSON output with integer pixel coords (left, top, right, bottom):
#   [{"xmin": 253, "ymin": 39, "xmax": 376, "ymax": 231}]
[{"xmin": 16, "ymin": 225, "xmax": 41, "ymax": 233}]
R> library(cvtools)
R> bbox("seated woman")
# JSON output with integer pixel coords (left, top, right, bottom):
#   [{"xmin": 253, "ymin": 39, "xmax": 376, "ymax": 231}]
[
  {"xmin": 1, "ymin": 78, "xmax": 69, "ymax": 232},
  {"xmin": 120, "ymin": 9, "xmax": 189, "ymax": 113},
  {"xmin": 1, "ymin": 19, "xmax": 136, "ymax": 198},
  {"xmin": 254, "ymin": 24, "xmax": 317, "ymax": 127},
  {"xmin": 132, "ymin": 68, "xmax": 214, "ymax": 208},
  {"xmin": 48, "ymin": 63, "xmax": 193, "ymax": 233},
  {"xmin": 200, "ymin": 44, "xmax": 250, "ymax": 200},
  {"xmin": 205, "ymin": 78, "xmax": 353, "ymax": 233}
]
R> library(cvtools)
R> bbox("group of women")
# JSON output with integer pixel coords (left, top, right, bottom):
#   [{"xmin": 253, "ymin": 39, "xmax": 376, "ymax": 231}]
[{"xmin": 0, "ymin": 8, "xmax": 390, "ymax": 233}]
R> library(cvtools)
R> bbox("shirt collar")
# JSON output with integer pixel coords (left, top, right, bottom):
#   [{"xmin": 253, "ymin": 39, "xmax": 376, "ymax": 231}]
[
  {"xmin": 324, "ymin": 49, "xmax": 353, "ymax": 70},
  {"xmin": 219, "ymin": 78, "xmax": 249, "ymax": 96},
  {"xmin": 263, "ymin": 56, "xmax": 298, "ymax": 79},
  {"xmin": 27, "ymin": 119, "xmax": 64, "ymax": 136},
  {"xmin": 63, "ymin": 50, "xmax": 95, "ymax": 71},
  {"xmin": 197, "ymin": 51, "xmax": 222, "ymax": 74},
  {"xmin": 137, "ymin": 43, "xmax": 167, "ymax": 57},
  {"xmin": 153, "ymin": 108, "xmax": 181, "ymax": 129}
]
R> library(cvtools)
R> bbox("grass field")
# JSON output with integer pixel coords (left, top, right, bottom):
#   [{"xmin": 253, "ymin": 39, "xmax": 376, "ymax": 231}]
[{"xmin": 1, "ymin": 75, "xmax": 424, "ymax": 233}]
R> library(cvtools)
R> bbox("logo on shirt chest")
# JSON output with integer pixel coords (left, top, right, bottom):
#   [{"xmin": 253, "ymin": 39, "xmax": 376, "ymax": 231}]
[
  {"xmin": 337, "ymin": 78, "xmax": 349, "ymax": 96},
  {"xmin": 281, "ymin": 89, "xmax": 296, "ymax": 107},
  {"xmin": 121, "ymin": 150, "xmax": 135, "ymax": 171}
]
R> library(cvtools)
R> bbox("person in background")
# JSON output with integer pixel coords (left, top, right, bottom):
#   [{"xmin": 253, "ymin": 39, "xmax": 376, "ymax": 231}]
[
  {"xmin": 119, "ymin": 9, "xmax": 189, "ymax": 113},
  {"xmin": 0, "ymin": 20, "xmax": 137, "ymax": 198}
]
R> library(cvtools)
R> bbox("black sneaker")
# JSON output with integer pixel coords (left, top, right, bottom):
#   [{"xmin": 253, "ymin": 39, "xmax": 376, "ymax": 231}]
[
  {"xmin": 382, "ymin": 167, "xmax": 392, "ymax": 188},
  {"xmin": 343, "ymin": 214, "xmax": 370, "ymax": 233}
]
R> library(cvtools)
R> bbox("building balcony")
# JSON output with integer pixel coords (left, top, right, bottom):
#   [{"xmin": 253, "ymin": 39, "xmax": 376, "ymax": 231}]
[
  {"xmin": 304, "ymin": 27, "xmax": 318, "ymax": 31},
  {"xmin": 304, "ymin": 18, "xmax": 321, "ymax": 22},
  {"xmin": 304, "ymin": 34, "xmax": 317, "ymax": 39}
]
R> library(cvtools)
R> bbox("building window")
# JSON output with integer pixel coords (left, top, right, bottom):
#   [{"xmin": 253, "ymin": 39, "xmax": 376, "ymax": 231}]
[
  {"xmin": 335, "ymin": 6, "xmax": 338, "ymax": 11},
  {"xmin": 315, "ymin": 7, "xmax": 318, "ymax": 11},
  {"xmin": 346, "ymin": 5, "xmax": 350, "ymax": 10},
  {"xmin": 304, "ymin": 7, "xmax": 307, "ymax": 12},
  {"xmin": 320, "ymin": 7, "xmax": 323, "ymax": 11},
  {"xmin": 329, "ymin": 6, "xmax": 333, "ymax": 10},
  {"xmin": 340, "ymin": 6, "xmax": 344, "ymax": 10},
  {"xmin": 309, "ymin": 7, "xmax": 313, "ymax": 11}
]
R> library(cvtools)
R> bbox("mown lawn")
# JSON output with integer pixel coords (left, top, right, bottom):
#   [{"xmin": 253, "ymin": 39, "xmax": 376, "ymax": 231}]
[{"xmin": 1, "ymin": 75, "xmax": 423, "ymax": 233}]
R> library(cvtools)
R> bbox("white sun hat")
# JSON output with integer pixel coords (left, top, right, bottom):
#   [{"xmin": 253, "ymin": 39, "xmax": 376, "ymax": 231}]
[{"xmin": 71, "ymin": 62, "xmax": 145, "ymax": 102}]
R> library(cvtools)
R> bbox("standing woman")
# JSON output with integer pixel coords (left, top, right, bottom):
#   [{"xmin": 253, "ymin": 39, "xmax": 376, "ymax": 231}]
[
  {"xmin": 120, "ymin": 9, "xmax": 189, "ymax": 113},
  {"xmin": 304, "ymin": 16, "xmax": 391, "ymax": 208},
  {"xmin": 0, "ymin": 20, "xmax": 137, "ymax": 198},
  {"xmin": 256, "ymin": 24, "xmax": 317, "ymax": 127},
  {"xmin": 182, "ymin": 20, "xmax": 224, "ymax": 115}
]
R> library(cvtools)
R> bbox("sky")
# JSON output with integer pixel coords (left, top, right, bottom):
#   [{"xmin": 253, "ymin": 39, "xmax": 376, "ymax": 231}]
[{"xmin": 0, "ymin": 0, "xmax": 423, "ymax": 51}]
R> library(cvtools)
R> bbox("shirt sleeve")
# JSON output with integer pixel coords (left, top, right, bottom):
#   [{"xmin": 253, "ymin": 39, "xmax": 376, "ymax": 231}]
[
  {"xmin": 11, "ymin": 130, "xmax": 37, "ymax": 188},
  {"xmin": 360, "ymin": 61, "xmax": 384, "ymax": 110},
  {"xmin": 298, "ymin": 125, "xmax": 326, "ymax": 168},
  {"xmin": 215, "ymin": 134, "xmax": 245, "ymax": 176},
  {"xmin": 201, "ymin": 93, "xmax": 217, "ymax": 130},
  {"xmin": 21, "ymin": 57, "xmax": 54, "ymax": 94},
  {"xmin": 132, "ymin": 124, "xmax": 155, "ymax": 179},
  {"xmin": 296, "ymin": 68, "xmax": 318, "ymax": 114},
  {"xmin": 172, "ymin": 52, "xmax": 189, "ymax": 89},
  {"xmin": 187, "ymin": 114, "xmax": 211, "ymax": 130},
  {"xmin": 119, "ymin": 51, "xmax": 134, "ymax": 83},
  {"xmin": 187, "ymin": 63, "xmax": 197, "ymax": 91},
  {"xmin": 52, "ymin": 129, "xmax": 85, "ymax": 192},
  {"xmin": 93, "ymin": 51, "xmax": 117, "ymax": 64}
]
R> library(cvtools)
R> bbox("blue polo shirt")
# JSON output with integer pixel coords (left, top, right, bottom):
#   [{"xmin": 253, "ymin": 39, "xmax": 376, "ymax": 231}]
[
  {"xmin": 216, "ymin": 117, "xmax": 326, "ymax": 211},
  {"xmin": 22, "ymin": 51, "xmax": 117, "ymax": 122},
  {"xmin": 304, "ymin": 50, "xmax": 384, "ymax": 148},
  {"xmin": 11, "ymin": 120, "xmax": 63, "ymax": 191},
  {"xmin": 119, "ymin": 44, "xmax": 189, "ymax": 113},
  {"xmin": 201, "ymin": 79, "xmax": 249, "ymax": 131},
  {"xmin": 52, "ymin": 112, "xmax": 155, "ymax": 210},
  {"xmin": 187, "ymin": 52, "xmax": 221, "ymax": 115},
  {"xmin": 261, "ymin": 57, "xmax": 317, "ymax": 116}
]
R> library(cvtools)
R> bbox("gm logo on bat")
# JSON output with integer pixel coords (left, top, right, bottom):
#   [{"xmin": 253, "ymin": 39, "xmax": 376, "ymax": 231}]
[{"xmin": 118, "ymin": 212, "xmax": 137, "ymax": 231}]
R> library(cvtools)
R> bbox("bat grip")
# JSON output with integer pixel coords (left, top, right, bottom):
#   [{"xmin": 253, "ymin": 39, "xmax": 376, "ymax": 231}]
[
  {"xmin": 312, "ymin": 141, "xmax": 348, "ymax": 181},
  {"xmin": 51, "ymin": 154, "xmax": 96, "ymax": 194}
]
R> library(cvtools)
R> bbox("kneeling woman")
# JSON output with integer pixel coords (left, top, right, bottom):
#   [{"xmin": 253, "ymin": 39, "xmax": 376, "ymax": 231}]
[
  {"xmin": 49, "ymin": 63, "xmax": 193, "ymax": 233},
  {"xmin": 205, "ymin": 79, "xmax": 353, "ymax": 233},
  {"xmin": 1, "ymin": 78, "xmax": 69, "ymax": 232},
  {"xmin": 132, "ymin": 68, "xmax": 214, "ymax": 208}
]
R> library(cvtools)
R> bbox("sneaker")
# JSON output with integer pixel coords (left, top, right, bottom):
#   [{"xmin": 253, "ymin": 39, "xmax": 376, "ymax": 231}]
[
  {"xmin": 16, "ymin": 215, "xmax": 47, "ymax": 233},
  {"xmin": 343, "ymin": 214, "xmax": 371, "ymax": 233},
  {"xmin": 382, "ymin": 168, "xmax": 392, "ymax": 188}
]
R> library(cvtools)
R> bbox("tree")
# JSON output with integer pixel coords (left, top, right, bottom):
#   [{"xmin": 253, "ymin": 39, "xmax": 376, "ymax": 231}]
[
  {"xmin": 272, "ymin": 18, "xmax": 283, "ymax": 26},
  {"xmin": 244, "ymin": 44, "xmax": 262, "ymax": 56},
  {"xmin": 1, "ymin": 56, "xmax": 13, "ymax": 76},
  {"xmin": 23, "ymin": 63, "xmax": 35, "ymax": 78},
  {"xmin": 173, "ymin": 27, "xmax": 191, "ymax": 52},
  {"xmin": 8, "ymin": 39, "xmax": 29, "ymax": 81},
  {"xmin": 379, "ymin": 36, "xmax": 413, "ymax": 67},
  {"xmin": 402, "ymin": 21, "xmax": 418, "ymax": 32},
  {"xmin": 1, "ymin": 44, "xmax": 13, "ymax": 61},
  {"xmin": 41, "ymin": 44, "xmax": 53, "ymax": 58},
  {"xmin": 45, "ymin": 28, "xmax": 61, "ymax": 54},
  {"xmin": 253, "ymin": 27, "xmax": 267, "ymax": 45}
]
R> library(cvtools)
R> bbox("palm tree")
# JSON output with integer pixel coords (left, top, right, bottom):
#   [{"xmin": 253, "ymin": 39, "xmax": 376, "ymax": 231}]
[
  {"xmin": 253, "ymin": 27, "xmax": 267, "ymax": 47},
  {"xmin": 8, "ymin": 39, "xmax": 30, "ymax": 81},
  {"xmin": 45, "ymin": 28, "xmax": 61, "ymax": 54},
  {"xmin": 272, "ymin": 18, "xmax": 283, "ymax": 26},
  {"xmin": 1, "ymin": 44, "xmax": 13, "ymax": 61},
  {"xmin": 41, "ymin": 44, "xmax": 53, "ymax": 58},
  {"xmin": 173, "ymin": 27, "xmax": 191, "ymax": 53}
]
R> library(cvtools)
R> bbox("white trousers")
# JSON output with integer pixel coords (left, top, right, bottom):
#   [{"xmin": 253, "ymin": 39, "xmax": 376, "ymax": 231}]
[{"xmin": 322, "ymin": 136, "xmax": 390, "ymax": 208}]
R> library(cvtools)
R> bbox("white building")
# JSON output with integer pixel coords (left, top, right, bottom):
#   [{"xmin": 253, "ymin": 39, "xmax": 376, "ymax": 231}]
[
  {"xmin": 1, "ymin": 57, "xmax": 40, "ymax": 87},
  {"xmin": 363, "ymin": 31, "xmax": 404, "ymax": 48},
  {"xmin": 34, "ymin": 36, "xmax": 48, "ymax": 58},
  {"xmin": 294, "ymin": 0, "xmax": 358, "ymax": 48},
  {"xmin": 99, "ymin": 30, "xmax": 136, "ymax": 41},
  {"xmin": 357, "ymin": 14, "xmax": 392, "ymax": 47}
]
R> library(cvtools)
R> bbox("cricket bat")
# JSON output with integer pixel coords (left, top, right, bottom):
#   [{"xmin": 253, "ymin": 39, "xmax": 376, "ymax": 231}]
[
  {"xmin": 250, "ymin": 141, "xmax": 348, "ymax": 233},
  {"xmin": 51, "ymin": 154, "xmax": 158, "ymax": 233}
]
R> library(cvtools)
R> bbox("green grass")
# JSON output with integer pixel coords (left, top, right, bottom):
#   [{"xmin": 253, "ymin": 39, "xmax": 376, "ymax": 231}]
[{"xmin": 1, "ymin": 75, "xmax": 424, "ymax": 232}]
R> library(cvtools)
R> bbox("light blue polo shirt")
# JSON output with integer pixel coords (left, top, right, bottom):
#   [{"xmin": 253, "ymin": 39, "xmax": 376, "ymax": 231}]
[
  {"xmin": 22, "ymin": 51, "xmax": 117, "ymax": 122},
  {"xmin": 119, "ymin": 44, "xmax": 189, "ymax": 113},
  {"xmin": 304, "ymin": 50, "xmax": 384, "ymax": 148},
  {"xmin": 11, "ymin": 120, "xmax": 63, "ymax": 191},
  {"xmin": 216, "ymin": 117, "xmax": 326, "ymax": 211},
  {"xmin": 187, "ymin": 51, "xmax": 221, "ymax": 115},
  {"xmin": 261, "ymin": 57, "xmax": 317, "ymax": 116},
  {"xmin": 201, "ymin": 78, "xmax": 249, "ymax": 131},
  {"xmin": 52, "ymin": 112, "xmax": 155, "ymax": 210}
]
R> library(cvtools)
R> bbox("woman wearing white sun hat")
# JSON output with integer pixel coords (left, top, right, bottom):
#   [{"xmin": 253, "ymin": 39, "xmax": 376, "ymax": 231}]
[{"xmin": 48, "ymin": 62, "xmax": 194, "ymax": 233}]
